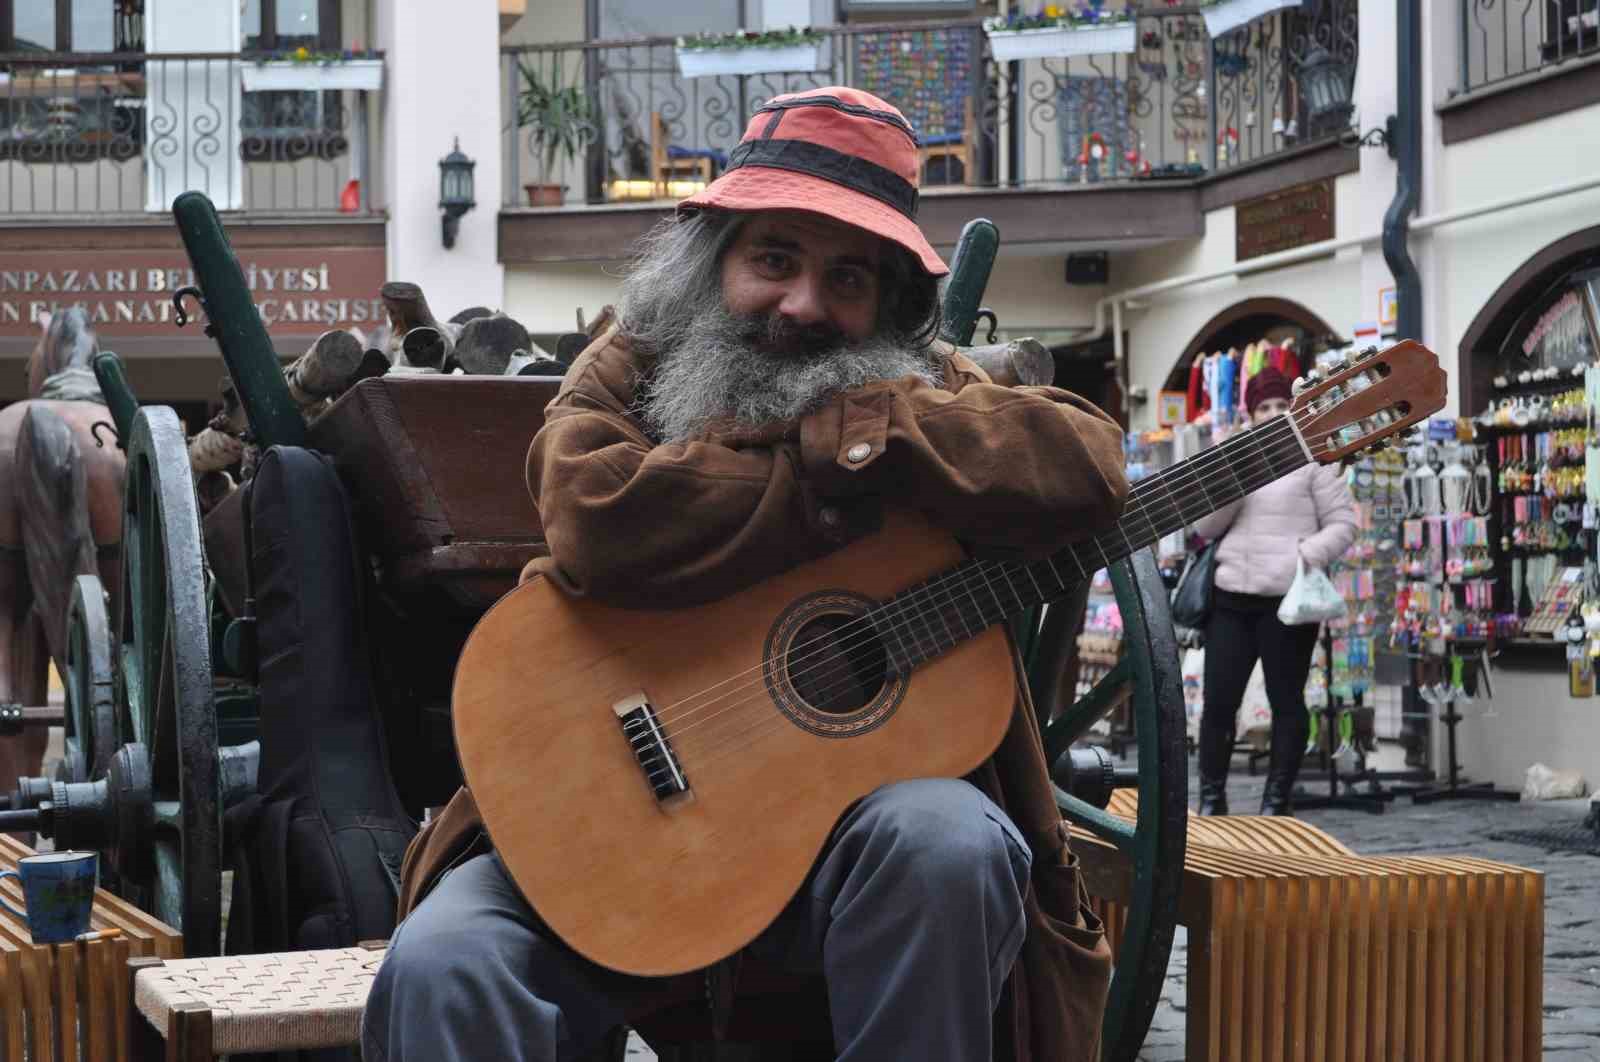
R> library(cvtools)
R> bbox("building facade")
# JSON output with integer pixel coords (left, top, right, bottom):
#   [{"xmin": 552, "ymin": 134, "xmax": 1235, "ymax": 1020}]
[{"xmin": 4, "ymin": 0, "xmax": 1597, "ymax": 785}]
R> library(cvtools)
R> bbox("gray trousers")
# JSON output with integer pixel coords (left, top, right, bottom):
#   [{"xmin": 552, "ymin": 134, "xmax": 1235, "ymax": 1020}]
[{"xmin": 361, "ymin": 778, "xmax": 1032, "ymax": 1062}]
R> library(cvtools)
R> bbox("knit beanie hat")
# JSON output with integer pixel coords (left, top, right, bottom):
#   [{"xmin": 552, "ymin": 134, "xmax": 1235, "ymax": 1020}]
[{"xmin": 1244, "ymin": 366, "xmax": 1293, "ymax": 414}]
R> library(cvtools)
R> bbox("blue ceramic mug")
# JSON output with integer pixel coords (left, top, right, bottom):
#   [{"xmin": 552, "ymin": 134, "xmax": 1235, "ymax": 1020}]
[{"xmin": 0, "ymin": 850, "xmax": 98, "ymax": 944}]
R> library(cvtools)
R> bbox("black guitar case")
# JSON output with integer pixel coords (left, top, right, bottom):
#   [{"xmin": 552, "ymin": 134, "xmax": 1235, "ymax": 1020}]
[{"xmin": 224, "ymin": 446, "xmax": 416, "ymax": 1059}]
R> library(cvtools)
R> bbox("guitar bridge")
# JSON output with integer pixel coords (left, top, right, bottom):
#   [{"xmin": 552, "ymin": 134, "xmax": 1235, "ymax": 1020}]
[{"xmin": 614, "ymin": 692, "xmax": 690, "ymax": 802}]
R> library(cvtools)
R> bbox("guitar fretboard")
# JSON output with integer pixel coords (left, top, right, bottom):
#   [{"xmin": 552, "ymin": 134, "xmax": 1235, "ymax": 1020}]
[{"xmin": 869, "ymin": 414, "xmax": 1311, "ymax": 674}]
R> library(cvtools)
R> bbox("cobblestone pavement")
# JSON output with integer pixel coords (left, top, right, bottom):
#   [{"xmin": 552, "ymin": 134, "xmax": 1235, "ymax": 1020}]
[{"xmin": 625, "ymin": 760, "xmax": 1599, "ymax": 1061}]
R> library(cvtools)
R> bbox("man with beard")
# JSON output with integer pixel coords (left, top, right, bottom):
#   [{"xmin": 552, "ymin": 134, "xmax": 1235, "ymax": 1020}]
[{"xmin": 364, "ymin": 87, "xmax": 1127, "ymax": 1062}]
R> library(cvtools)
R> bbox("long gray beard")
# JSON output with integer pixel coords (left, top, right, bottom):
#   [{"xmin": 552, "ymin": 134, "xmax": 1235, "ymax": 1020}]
[{"xmin": 640, "ymin": 302, "xmax": 943, "ymax": 443}]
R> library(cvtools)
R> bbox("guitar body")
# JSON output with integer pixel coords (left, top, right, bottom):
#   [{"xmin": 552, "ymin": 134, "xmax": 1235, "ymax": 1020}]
[{"xmin": 453, "ymin": 509, "xmax": 1016, "ymax": 977}]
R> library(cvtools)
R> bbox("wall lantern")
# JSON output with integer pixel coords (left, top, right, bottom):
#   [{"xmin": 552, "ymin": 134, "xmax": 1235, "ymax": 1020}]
[
  {"xmin": 1297, "ymin": 46, "xmax": 1354, "ymax": 132},
  {"xmin": 439, "ymin": 137, "xmax": 477, "ymax": 249}
]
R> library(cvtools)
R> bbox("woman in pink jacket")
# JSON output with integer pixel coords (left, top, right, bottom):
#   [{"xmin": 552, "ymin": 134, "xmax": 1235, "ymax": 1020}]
[{"xmin": 1190, "ymin": 367, "xmax": 1357, "ymax": 816}]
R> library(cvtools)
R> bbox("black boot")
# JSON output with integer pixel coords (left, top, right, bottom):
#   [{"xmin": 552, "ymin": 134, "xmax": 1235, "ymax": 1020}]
[
  {"xmin": 1197, "ymin": 712, "xmax": 1234, "ymax": 816},
  {"xmin": 1260, "ymin": 711, "xmax": 1310, "ymax": 816},
  {"xmin": 1198, "ymin": 777, "xmax": 1230, "ymax": 816},
  {"xmin": 1259, "ymin": 773, "xmax": 1293, "ymax": 816}
]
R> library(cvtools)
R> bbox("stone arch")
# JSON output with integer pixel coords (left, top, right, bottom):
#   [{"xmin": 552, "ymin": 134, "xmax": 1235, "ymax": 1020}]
[
  {"xmin": 1161, "ymin": 296, "xmax": 1340, "ymax": 393},
  {"xmin": 1457, "ymin": 224, "xmax": 1600, "ymax": 415}
]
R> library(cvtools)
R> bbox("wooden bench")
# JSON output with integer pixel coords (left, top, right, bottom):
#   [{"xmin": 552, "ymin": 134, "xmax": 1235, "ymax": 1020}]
[
  {"xmin": 126, "ymin": 943, "xmax": 634, "ymax": 1061},
  {"xmin": 0, "ymin": 835, "xmax": 183, "ymax": 1062},
  {"xmin": 1079, "ymin": 793, "xmax": 1544, "ymax": 1061},
  {"xmin": 127, "ymin": 943, "xmax": 386, "ymax": 1060}
]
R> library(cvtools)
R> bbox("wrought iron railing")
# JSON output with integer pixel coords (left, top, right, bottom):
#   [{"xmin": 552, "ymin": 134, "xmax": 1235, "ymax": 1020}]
[
  {"xmin": 501, "ymin": 1, "xmax": 1357, "ymax": 209},
  {"xmin": 1459, "ymin": 0, "xmax": 1600, "ymax": 94},
  {"xmin": 0, "ymin": 51, "xmax": 381, "ymax": 216}
]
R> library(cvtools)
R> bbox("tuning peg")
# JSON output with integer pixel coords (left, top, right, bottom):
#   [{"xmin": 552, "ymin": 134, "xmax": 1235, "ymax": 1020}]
[{"xmin": 1360, "ymin": 345, "xmax": 1379, "ymax": 360}]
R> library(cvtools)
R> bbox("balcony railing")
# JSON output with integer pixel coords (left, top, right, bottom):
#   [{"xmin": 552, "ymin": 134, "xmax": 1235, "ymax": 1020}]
[
  {"xmin": 0, "ymin": 51, "xmax": 381, "ymax": 217},
  {"xmin": 1459, "ymin": 0, "xmax": 1600, "ymax": 94},
  {"xmin": 501, "ymin": 0, "xmax": 1356, "ymax": 210}
]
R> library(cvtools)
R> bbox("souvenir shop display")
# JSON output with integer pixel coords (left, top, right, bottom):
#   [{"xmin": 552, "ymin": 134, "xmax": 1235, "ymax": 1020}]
[
  {"xmin": 1295, "ymin": 381, "xmax": 1402, "ymax": 812},
  {"xmin": 1126, "ymin": 426, "xmax": 1193, "ymax": 576},
  {"xmin": 1073, "ymin": 571, "xmax": 1131, "ymax": 749},
  {"xmin": 1476, "ymin": 378, "xmax": 1592, "ymax": 640},
  {"xmin": 1183, "ymin": 338, "xmax": 1301, "ymax": 432},
  {"xmin": 1387, "ymin": 271, "xmax": 1600, "ymax": 802}
]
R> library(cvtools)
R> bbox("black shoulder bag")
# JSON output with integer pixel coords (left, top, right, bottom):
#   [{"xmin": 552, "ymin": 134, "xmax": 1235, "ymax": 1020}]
[{"xmin": 1170, "ymin": 540, "xmax": 1218, "ymax": 630}]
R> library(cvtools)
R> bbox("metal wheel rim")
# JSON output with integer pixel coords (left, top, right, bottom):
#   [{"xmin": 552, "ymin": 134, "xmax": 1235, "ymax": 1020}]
[
  {"xmin": 1048, "ymin": 550, "xmax": 1188, "ymax": 1062},
  {"xmin": 59, "ymin": 573, "xmax": 116, "ymax": 784},
  {"xmin": 117, "ymin": 406, "xmax": 222, "ymax": 956}
]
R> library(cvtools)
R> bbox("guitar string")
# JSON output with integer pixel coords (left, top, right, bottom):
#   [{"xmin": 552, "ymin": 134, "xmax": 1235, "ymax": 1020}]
[
  {"xmin": 667, "ymin": 416, "xmax": 1297, "ymax": 755},
  {"xmin": 651, "ymin": 405, "xmax": 1335, "ymax": 764},
  {"xmin": 649, "ymin": 407, "xmax": 1337, "ymax": 770},
  {"xmin": 671, "ymin": 422, "xmax": 1335, "ymax": 774},
  {"xmin": 649, "ymin": 403, "xmax": 1324, "ymax": 751},
  {"xmin": 647, "ymin": 405, "xmax": 1317, "ymax": 740},
  {"xmin": 611, "ymin": 412, "xmax": 1359, "ymax": 800},
  {"xmin": 674, "ymin": 437, "xmax": 1327, "ymax": 779}
]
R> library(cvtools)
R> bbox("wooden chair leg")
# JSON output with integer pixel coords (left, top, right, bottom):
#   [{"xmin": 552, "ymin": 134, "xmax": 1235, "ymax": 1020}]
[
  {"xmin": 166, "ymin": 1003, "xmax": 214, "ymax": 1061},
  {"xmin": 126, "ymin": 957, "xmax": 167, "ymax": 1062}
]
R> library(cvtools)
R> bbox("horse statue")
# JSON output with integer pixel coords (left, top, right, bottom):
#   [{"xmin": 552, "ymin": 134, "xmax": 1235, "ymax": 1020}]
[{"xmin": 0, "ymin": 308, "xmax": 125, "ymax": 796}]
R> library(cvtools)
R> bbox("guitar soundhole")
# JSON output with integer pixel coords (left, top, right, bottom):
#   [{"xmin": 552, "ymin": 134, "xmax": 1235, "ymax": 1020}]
[
  {"xmin": 787, "ymin": 614, "xmax": 888, "ymax": 714},
  {"xmin": 764, "ymin": 590, "xmax": 908, "ymax": 739}
]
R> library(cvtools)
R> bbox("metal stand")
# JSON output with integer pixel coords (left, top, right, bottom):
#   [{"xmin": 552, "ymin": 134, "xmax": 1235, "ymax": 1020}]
[
  {"xmin": 1291, "ymin": 637, "xmax": 1394, "ymax": 814},
  {"xmin": 1291, "ymin": 701, "xmax": 1395, "ymax": 813},
  {"xmin": 1407, "ymin": 695, "xmax": 1520, "ymax": 804}
]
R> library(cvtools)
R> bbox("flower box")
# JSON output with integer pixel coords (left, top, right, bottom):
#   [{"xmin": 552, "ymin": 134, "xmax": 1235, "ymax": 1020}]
[
  {"xmin": 675, "ymin": 42, "xmax": 822, "ymax": 78},
  {"xmin": 984, "ymin": 22, "xmax": 1136, "ymax": 63},
  {"xmin": 1200, "ymin": 0, "xmax": 1302, "ymax": 37},
  {"xmin": 240, "ymin": 58, "xmax": 384, "ymax": 92}
]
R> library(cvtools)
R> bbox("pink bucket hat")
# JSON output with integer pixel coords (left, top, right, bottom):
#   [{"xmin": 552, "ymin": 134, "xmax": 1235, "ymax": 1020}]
[{"xmin": 678, "ymin": 86, "xmax": 948, "ymax": 277}]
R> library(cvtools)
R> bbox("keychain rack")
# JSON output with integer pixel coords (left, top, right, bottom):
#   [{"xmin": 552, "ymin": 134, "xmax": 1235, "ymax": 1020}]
[{"xmin": 1291, "ymin": 628, "xmax": 1395, "ymax": 814}]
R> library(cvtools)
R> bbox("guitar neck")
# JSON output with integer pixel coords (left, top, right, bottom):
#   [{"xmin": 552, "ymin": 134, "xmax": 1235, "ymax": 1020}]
[{"xmin": 871, "ymin": 414, "xmax": 1312, "ymax": 673}]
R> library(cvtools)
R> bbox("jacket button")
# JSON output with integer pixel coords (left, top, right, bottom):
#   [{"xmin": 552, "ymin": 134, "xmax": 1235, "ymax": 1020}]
[
  {"xmin": 819, "ymin": 506, "xmax": 842, "ymax": 529},
  {"xmin": 845, "ymin": 443, "xmax": 871, "ymax": 463}
]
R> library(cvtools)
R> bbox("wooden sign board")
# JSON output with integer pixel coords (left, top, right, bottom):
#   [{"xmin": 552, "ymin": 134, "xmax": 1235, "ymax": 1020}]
[{"xmin": 1235, "ymin": 178, "xmax": 1335, "ymax": 262}]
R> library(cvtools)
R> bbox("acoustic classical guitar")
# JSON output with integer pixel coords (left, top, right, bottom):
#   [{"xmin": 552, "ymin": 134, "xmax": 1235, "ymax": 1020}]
[{"xmin": 453, "ymin": 340, "xmax": 1445, "ymax": 977}]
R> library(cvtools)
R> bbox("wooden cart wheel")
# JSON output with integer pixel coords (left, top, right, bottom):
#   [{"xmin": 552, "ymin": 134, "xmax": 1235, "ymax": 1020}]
[
  {"xmin": 114, "ymin": 406, "xmax": 223, "ymax": 956},
  {"xmin": 56, "ymin": 573, "xmax": 117, "ymax": 785},
  {"xmin": 1038, "ymin": 550, "xmax": 1187, "ymax": 1062}
]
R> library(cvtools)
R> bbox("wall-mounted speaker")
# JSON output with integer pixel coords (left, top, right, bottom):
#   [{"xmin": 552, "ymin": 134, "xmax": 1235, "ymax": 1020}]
[{"xmin": 1065, "ymin": 252, "xmax": 1109, "ymax": 286}]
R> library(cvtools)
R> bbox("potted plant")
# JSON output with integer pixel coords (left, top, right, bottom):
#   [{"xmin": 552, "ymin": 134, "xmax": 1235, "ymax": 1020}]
[
  {"xmin": 1198, "ymin": 0, "xmax": 1303, "ymax": 37},
  {"xmin": 982, "ymin": 4, "xmax": 1136, "ymax": 63},
  {"xmin": 515, "ymin": 61, "xmax": 592, "ymax": 206},
  {"xmin": 675, "ymin": 26, "xmax": 825, "ymax": 79},
  {"xmin": 240, "ymin": 46, "xmax": 384, "ymax": 91}
]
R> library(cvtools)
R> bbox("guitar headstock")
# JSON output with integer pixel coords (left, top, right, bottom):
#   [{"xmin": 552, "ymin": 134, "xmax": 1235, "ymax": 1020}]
[{"xmin": 1290, "ymin": 339, "xmax": 1446, "ymax": 465}]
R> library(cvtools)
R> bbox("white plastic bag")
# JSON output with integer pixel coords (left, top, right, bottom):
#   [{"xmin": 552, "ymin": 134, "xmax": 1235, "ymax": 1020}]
[
  {"xmin": 1522, "ymin": 763, "xmax": 1589, "ymax": 801},
  {"xmin": 1238, "ymin": 661, "xmax": 1273, "ymax": 742},
  {"xmin": 1181, "ymin": 647, "xmax": 1205, "ymax": 743},
  {"xmin": 1277, "ymin": 556, "xmax": 1346, "ymax": 626}
]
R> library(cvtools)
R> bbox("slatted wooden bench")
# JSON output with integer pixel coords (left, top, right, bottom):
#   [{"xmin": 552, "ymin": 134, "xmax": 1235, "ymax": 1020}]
[
  {"xmin": 0, "ymin": 834, "xmax": 183, "ymax": 1062},
  {"xmin": 1078, "ymin": 793, "xmax": 1544, "ymax": 1062}
]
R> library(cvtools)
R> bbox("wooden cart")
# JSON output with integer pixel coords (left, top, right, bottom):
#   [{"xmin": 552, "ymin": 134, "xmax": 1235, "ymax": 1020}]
[{"xmin": 1, "ymin": 197, "xmax": 1192, "ymax": 1062}]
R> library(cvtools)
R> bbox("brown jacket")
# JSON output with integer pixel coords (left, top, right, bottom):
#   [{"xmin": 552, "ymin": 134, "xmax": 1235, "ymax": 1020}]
[{"xmin": 399, "ymin": 325, "xmax": 1128, "ymax": 1062}]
